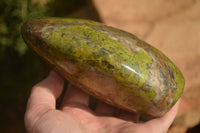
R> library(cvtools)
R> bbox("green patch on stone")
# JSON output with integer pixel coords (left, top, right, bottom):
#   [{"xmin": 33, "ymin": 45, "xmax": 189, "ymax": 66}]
[
  {"xmin": 131, "ymin": 50, "xmax": 153, "ymax": 87},
  {"xmin": 43, "ymin": 24, "xmax": 156, "ymax": 101}
]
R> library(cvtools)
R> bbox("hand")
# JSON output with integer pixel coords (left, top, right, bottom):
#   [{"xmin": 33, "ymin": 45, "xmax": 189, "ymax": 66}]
[{"xmin": 25, "ymin": 71, "xmax": 180, "ymax": 133}]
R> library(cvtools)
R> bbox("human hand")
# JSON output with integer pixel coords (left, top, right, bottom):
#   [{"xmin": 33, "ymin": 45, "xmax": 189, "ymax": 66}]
[{"xmin": 25, "ymin": 71, "xmax": 180, "ymax": 133}]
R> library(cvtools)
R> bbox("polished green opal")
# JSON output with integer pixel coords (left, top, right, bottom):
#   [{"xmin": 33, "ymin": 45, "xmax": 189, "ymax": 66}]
[{"xmin": 21, "ymin": 18, "xmax": 184, "ymax": 119}]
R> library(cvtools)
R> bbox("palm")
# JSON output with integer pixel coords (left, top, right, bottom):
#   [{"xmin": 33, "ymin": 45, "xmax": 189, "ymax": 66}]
[{"xmin": 25, "ymin": 71, "xmax": 179, "ymax": 133}]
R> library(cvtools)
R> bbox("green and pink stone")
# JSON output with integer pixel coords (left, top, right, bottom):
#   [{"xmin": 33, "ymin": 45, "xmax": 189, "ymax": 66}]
[{"xmin": 21, "ymin": 18, "xmax": 184, "ymax": 119}]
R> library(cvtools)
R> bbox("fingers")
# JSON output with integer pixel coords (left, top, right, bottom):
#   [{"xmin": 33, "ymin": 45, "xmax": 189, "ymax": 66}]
[
  {"xmin": 27, "ymin": 71, "xmax": 64, "ymax": 110},
  {"xmin": 25, "ymin": 71, "xmax": 64, "ymax": 130},
  {"xmin": 143, "ymin": 99, "xmax": 180, "ymax": 133},
  {"xmin": 61, "ymin": 84, "xmax": 90, "ymax": 110}
]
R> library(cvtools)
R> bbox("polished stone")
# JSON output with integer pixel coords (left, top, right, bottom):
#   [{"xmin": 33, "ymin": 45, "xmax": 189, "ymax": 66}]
[{"xmin": 21, "ymin": 18, "xmax": 184, "ymax": 119}]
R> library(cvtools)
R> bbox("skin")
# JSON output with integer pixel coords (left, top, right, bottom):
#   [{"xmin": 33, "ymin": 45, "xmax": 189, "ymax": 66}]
[{"xmin": 24, "ymin": 71, "xmax": 180, "ymax": 133}]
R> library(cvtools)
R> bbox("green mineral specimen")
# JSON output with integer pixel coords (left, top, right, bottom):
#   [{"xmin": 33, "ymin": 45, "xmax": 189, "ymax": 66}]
[{"xmin": 21, "ymin": 18, "xmax": 185, "ymax": 119}]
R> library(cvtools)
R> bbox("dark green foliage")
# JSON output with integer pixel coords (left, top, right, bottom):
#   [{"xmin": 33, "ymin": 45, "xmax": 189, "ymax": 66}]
[
  {"xmin": 0, "ymin": 0, "xmax": 49, "ymax": 55},
  {"xmin": 0, "ymin": 0, "xmax": 86, "ymax": 55}
]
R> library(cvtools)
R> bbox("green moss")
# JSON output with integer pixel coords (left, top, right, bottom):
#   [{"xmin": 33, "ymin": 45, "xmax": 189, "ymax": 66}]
[{"xmin": 43, "ymin": 24, "xmax": 156, "ymax": 101}]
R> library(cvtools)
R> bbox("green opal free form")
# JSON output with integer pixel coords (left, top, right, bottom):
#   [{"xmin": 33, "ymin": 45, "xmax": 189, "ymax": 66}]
[{"xmin": 21, "ymin": 18, "xmax": 184, "ymax": 118}]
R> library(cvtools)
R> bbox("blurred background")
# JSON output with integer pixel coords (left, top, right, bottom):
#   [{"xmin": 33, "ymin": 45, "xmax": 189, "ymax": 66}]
[{"xmin": 0, "ymin": 0, "xmax": 199, "ymax": 132}]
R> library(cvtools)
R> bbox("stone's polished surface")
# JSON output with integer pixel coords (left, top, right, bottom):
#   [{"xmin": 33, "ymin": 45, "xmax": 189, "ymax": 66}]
[{"xmin": 21, "ymin": 18, "xmax": 184, "ymax": 119}]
